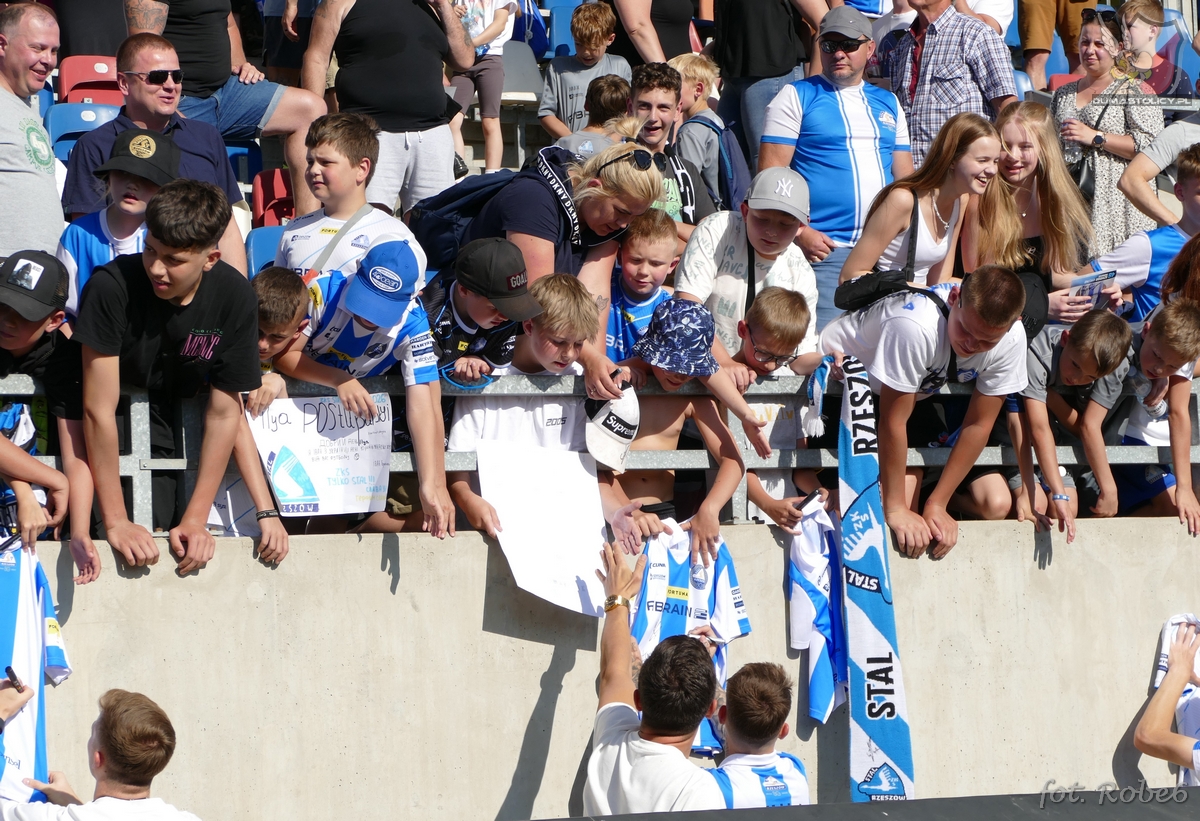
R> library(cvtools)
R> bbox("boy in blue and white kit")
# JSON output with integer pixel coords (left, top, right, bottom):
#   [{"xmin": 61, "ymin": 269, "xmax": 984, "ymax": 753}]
[
  {"xmin": 606, "ymin": 209, "xmax": 676, "ymax": 364},
  {"xmin": 56, "ymin": 128, "xmax": 180, "ymax": 320},
  {"xmin": 710, "ymin": 662, "xmax": 810, "ymax": 808},
  {"xmin": 1080, "ymin": 146, "xmax": 1200, "ymax": 322}
]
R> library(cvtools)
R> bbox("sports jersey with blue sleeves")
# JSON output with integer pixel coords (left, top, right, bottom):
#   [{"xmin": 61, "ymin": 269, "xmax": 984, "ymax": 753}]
[
  {"xmin": 709, "ymin": 752, "xmax": 811, "ymax": 808},
  {"xmin": 606, "ymin": 271, "xmax": 671, "ymax": 362},
  {"xmin": 275, "ymin": 208, "xmax": 426, "ymax": 278},
  {"xmin": 0, "ymin": 546, "xmax": 70, "ymax": 803},
  {"xmin": 55, "ymin": 211, "xmax": 146, "ymax": 319},
  {"xmin": 762, "ymin": 76, "xmax": 910, "ymax": 244},
  {"xmin": 1092, "ymin": 225, "xmax": 1189, "ymax": 322},
  {"xmin": 302, "ymin": 268, "xmax": 437, "ymax": 382}
]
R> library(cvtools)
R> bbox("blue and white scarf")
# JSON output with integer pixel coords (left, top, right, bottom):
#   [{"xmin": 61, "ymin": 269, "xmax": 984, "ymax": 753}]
[{"xmin": 838, "ymin": 356, "xmax": 916, "ymax": 802}]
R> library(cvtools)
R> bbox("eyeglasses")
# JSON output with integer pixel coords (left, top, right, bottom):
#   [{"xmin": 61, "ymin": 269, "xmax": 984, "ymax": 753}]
[
  {"xmin": 122, "ymin": 69, "xmax": 184, "ymax": 86},
  {"xmin": 746, "ymin": 327, "xmax": 797, "ymax": 368},
  {"xmin": 819, "ymin": 37, "xmax": 870, "ymax": 54},
  {"xmin": 595, "ymin": 148, "xmax": 667, "ymax": 176},
  {"xmin": 1080, "ymin": 8, "xmax": 1118, "ymax": 24}
]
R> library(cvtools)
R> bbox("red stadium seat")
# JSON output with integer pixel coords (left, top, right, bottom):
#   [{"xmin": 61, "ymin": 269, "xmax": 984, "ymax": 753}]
[
  {"xmin": 252, "ymin": 169, "xmax": 294, "ymax": 228},
  {"xmin": 1047, "ymin": 73, "xmax": 1077, "ymax": 91},
  {"xmin": 59, "ymin": 55, "xmax": 122, "ymax": 105}
]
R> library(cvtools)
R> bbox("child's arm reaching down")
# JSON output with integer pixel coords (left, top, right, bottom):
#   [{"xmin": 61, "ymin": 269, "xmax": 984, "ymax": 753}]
[
  {"xmin": 272, "ymin": 348, "xmax": 378, "ymax": 419},
  {"xmin": 684, "ymin": 396, "xmax": 745, "ymax": 565}
]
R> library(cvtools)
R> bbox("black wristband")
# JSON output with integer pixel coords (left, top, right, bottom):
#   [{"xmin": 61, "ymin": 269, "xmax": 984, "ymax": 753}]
[{"xmin": 255, "ymin": 509, "xmax": 281, "ymax": 521}]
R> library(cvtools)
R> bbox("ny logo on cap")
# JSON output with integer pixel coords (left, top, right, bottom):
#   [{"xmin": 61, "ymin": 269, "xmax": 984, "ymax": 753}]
[{"xmin": 775, "ymin": 179, "xmax": 793, "ymax": 198}]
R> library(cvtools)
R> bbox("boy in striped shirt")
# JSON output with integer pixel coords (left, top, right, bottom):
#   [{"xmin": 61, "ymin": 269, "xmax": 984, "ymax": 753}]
[{"xmin": 711, "ymin": 662, "xmax": 811, "ymax": 808}]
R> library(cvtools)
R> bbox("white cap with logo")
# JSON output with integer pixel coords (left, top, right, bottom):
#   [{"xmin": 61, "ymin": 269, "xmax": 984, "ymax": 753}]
[{"xmin": 585, "ymin": 386, "xmax": 641, "ymax": 473}]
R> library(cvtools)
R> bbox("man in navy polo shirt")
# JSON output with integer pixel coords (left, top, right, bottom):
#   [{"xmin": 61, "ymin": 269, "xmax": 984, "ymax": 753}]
[{"xmin": 62, "ymin": 33, "xmax": 248, "ymax": 272}]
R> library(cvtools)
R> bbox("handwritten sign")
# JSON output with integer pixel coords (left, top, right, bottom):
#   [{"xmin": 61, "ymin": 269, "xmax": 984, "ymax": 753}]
[{"xmin": 246, "ymin": 394, "xmax": 393, "ymax": 516}]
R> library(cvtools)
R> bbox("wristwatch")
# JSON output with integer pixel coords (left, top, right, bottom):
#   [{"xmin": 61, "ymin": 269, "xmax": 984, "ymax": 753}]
[
  {"xmin": 1092, "ymin": 132, "xmax": 1107, "ymax": 147},
  {"xmin": 603, "ymin": 595, "xmax": 631, "ymax": 612}
]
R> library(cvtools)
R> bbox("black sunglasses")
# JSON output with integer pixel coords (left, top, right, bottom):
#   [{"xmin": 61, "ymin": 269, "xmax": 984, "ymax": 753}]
[
  {"xmin": 123, "ymin": 69, "xmax": 184, "ymax": 85},
  {"xmin": 746, "ymin": 326, "xmax": 798, "ymax": 368},
  {"xmin": 1080, "ymin": 8, "xmax": 1118, "ymax": 23},
  {"xmin": 819, "ymin": 37, "xmax": 869, "ymax": 54},
  {"xmin": 596, "ymin": 147, "xmax": 667, "ymax": 175}
]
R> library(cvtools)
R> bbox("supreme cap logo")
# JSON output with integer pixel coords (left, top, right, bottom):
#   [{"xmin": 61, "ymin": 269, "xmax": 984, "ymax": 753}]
[
  {"xmin": 507, "ymin": 271, "xmax": 527, "ymax": 291},
  {"xmin": 368, "ymin": 266, "xmax": 404, "ymax": 293}
]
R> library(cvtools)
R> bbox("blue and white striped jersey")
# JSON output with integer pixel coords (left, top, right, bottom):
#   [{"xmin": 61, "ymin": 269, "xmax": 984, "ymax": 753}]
[
  {"xmin": 0, "ymin": 546, "xmax": 70, "ymax": 803},
  {"xmin": 55, "ymin": 210, "xmax": 146, "ymax": 319},
  {"xmin": 1177, "ymin": 685, "xmax": 1200, "ymax": 786},
  {"xmin": 276, "ymin": 208, "xmax": 425, "ymax": 280},
  {"xmin": 302, "ymin": 268, "xmax": 437, "ymax": 382},
  {"xmin": 762, "ymin": 76, "xmax": 909, "ymax": 245},
  {"xmin": 605, "ymin": 271, "xmax": 670, "ymax": 363},
  {"xmin": 710, "ymin": 752, "xmax": 811, "ymax": 808},
  {"xmin": 788, "ymin": 504, "xmax": 847, "ymax": 724},
  {"xmin": 630, "ymin": 521, "xmax": 751, "ymax": 686}
]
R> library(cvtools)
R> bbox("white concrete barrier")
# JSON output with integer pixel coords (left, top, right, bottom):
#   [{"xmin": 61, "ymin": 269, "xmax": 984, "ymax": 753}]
[{"xmin": 36, "ymin": 520, "xmax": 1198, "ymax": 819}]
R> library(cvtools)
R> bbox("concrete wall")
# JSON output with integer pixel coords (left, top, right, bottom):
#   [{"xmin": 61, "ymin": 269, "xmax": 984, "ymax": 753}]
[{"xmin": 36, "ymin": 520, "xmax": 1197, "ymax": 820}]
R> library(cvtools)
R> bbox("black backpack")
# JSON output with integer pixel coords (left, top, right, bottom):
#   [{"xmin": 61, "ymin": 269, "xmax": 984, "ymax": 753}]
[{"xmin": 408, "ymin": 170, "xmax": 517, "ymax": 273}]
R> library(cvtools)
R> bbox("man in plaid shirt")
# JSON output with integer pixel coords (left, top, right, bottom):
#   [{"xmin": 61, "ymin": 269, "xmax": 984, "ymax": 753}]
[{"xmin": 889, "ymin": 0, "xmax": 1016, "ymax": 167}]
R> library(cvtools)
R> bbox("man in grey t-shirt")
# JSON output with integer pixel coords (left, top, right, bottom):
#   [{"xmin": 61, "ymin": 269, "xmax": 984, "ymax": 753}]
[
  {"xmin": 0, "ymin": 4, "xmax": 64, "ymax": 257},
  {"xmin": 1119, "ymin": 114, "xmax": 1200, "ymax": 228}
]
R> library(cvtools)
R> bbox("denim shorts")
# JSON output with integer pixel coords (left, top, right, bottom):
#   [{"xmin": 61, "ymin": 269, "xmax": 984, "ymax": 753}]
[{"xmin": 178, "ymin": 75, "xmax": 287, "ymax": 140}]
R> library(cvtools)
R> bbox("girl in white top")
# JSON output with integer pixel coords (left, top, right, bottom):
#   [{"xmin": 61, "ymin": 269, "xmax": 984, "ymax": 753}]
[{"xmin": 839, "ymin": 113, "xmax": 1019, "ymax": 288}]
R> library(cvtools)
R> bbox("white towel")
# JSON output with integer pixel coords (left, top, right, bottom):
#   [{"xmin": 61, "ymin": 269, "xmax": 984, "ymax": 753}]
[{"xmin": 1155, "ymin": 613, "xmax": 1200, "ymax": 688}]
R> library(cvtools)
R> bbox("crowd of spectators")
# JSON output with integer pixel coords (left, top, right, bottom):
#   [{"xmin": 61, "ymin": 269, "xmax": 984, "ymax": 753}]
[{"xmin": 0, "ymin": 0, "xmax": 1199, "ymax": 813}]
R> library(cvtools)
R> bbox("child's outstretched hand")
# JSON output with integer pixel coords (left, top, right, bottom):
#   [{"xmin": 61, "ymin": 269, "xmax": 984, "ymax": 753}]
[
  {"xmin": 453, "ymin": 356, "xmax": 493, "ymax": 382},
  {"xmin": 246, "ymin": 373, "xmax": 288, "ymax": 418},
  {"xmin": 337, "ymin": 378, "xmax": 378, "ymax": 420},
  {"xmin": 1051, "ymin": 496, "xmax": 1076, "ymax": 544},
  {"xmin": 741, "ymin": 417, "xmax": 771, "ymax": 459},
  {"xmin": 680, "ymin": 506, "xmax": 721, "ymax": 566},
  {"xmin": 1175, "ymin": 486, "xmax": 1200, "ymax": 537}
]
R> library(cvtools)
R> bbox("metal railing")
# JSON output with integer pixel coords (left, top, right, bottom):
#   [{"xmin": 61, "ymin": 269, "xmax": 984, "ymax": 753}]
[{"xmin": 3, "ymin": 374, "xmax": 1196, "ymax": 528}]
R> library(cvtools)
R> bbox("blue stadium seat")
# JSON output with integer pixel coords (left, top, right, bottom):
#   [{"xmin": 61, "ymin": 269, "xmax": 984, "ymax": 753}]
[
  {"xmin": 1013, "ymin": 69, "xmax": 1034, "ymax": 101},
  {"xmin": 1005, "ymin": 0, "xmax": 1021, "ymax": 49},
  {"xmin": 541, "ymin": 0, "xmax": 578, "ymax": 10},
  {"xmin": 1046, "ymin": 32, "xmax": 1070, "ymax": 77},
  {"xmin": 245, "ymin": 225, "xmax": 285, "ymax": 277},
  {"xmin": 226, "ymin": 140, "xmax": 263, "ymax": 185},
  {"xmin": 548, "ymin": 8, "xmax": 575, "ymax": 58},
  {"xmin": 35, "ymin": 81, "xmax": 53, "ymax": 119},
  {"xmin": 43, "ymin": 103, "xmax": 119, "ymax": 162}
]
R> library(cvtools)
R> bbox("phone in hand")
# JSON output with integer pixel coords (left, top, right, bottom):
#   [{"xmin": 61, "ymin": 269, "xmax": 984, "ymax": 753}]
[
  {"xmin": 793, "ymin": 488, "xmax": 824, "ymax": 512},
  {"xmin": 5, "ymin": 666, "xmax": 24, "ymax": 693}
]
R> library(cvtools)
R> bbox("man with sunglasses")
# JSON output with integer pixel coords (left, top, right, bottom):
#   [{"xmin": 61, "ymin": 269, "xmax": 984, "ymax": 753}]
[
  {"xmin": 0, "ymin": 3, "xmax": 64, "ymax": 259},
  {"xmin": 62, "ymin": 33, "xmax": 248, "ymax": 273},
  {"xmin": 760, "ymin": 6, "xmax": 913, "ymax": 331}
]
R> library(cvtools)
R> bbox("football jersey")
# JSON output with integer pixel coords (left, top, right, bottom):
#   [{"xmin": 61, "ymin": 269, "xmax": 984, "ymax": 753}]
[
  {"xmin": 447, "ymin": 362, "xmax": 587, "ymax": 452},
  {"xmin": 275, "ymin": 207, "xmax": 426, "ymax": 278},
  {"xmin": 709, "ymin": 752, "xmax": 811, "ymax": 808},
  {"xmin": 819, "ymin": 284, "xmax": 1028, "ymax": 399},
  {"xmin": 421, "ymin": 274, "xmax": 518, "ymax": 369},
  {"xmin": 761, "ymin": 76, "xmax": 909, "ymax": 244},
  {"xmin": 0, "ymin": 546, "xmax": 70, "ymax": 803},
  {"xmin": 788, "ymin": 504, "xmax": 847, "ymax": 724},
  {"xmin": 631, "ymin": 521, "xmax": 751, "ymax": 686},
  {"xmin": 55, "ymin": 211, "xmax": 146, "ymax": 318},
  {"xmin": 1177, "ymin": 686, "xmax": 1200, "ymax": 786},
  {"xmin": 606, "ymin": 272, "xmax": 670, "ymax": 363},
  {"xmin": 302, "ymin": 268, "xmax": 437, "ymax": 382},
  {"xmin": 1092, "ymin": 224, "xmax": 1188, "ymax": 323}
]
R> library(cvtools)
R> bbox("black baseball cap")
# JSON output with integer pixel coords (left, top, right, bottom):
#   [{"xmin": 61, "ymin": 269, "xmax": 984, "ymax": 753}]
[
  {"xmin": 94, "ymin": 128, "xmax": 181, "ymax": 188},
  {"xmin": 453, "ymin": 238, "xmax": 543, "ymax": 322},
  {"xmin": 0, "ymin": 251, "xmax": 67, "ymax": 320}
]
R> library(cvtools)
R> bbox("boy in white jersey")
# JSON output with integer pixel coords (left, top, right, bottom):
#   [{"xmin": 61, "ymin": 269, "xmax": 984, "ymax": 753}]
[
  {"xmin": 1017, "ymin": 310, "xmax": 1133, "ymax": 544},
  {"xmin": 819, "ymin": 265, "xmax": 1028, "ymax": 558},
  {"xmin": 711, "ymin": 662, "xmax": 810, "ymax": 808},
  {"xmin": 1135, "ymin": 623, "xmax": 1200, "ymax": 786},
  {"xmin": 733, "ymin": 288, "xmax": 826, "ymax": 529},
  {"xmin": 56, "ymin": 128, "xmax": 181, "ymax": 321}
]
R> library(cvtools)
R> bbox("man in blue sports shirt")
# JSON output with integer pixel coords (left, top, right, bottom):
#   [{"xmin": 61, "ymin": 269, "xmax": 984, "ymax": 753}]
[{"xmin": 759, "ymin": 5, "xmax": 913, "ymax": 330}]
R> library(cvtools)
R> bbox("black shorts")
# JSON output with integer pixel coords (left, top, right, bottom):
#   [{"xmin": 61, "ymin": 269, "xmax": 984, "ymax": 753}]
[{"xmin": 263, "ymin": 16, "xmax": 313, "ymax": 70}]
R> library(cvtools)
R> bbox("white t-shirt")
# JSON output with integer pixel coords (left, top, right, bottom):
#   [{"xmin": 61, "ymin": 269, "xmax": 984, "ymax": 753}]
[
  {"xmin": 583, "ymin": 702, "xmax": 726, "ymax": 816},
  {"xmin": 458, "ymin": 0, "xmax": 518, "ymax": 56},
  {"xmin": 674, "ymin": 211, "xmax": 819, "ymax": 357},
  {"xmin": 447, "ymin": 362, "xmax": 587, "ymax": 452},
  {"xmin": 275, "ymin": 207, "xmax": 425, "ymax": 279},
  {"xmin": 819, "ymin": 285, "xmax": 1028, "ymax": 398},
  {"xmin": 872, "ymin": 0, "xmax": 1011, "ymax": 41},
  {"xmin": 1176, "ymin": 685, "xmax": 1200, "ymax": 786},
  {"xmin": 0, "ymin": 797, "xmax": 200, "ymax": 821}
]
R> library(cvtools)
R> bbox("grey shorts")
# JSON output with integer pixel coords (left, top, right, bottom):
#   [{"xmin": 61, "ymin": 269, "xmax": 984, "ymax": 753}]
[{"xmin": 449, "ymin": 54, "xmax": 506, "ymax": 119}]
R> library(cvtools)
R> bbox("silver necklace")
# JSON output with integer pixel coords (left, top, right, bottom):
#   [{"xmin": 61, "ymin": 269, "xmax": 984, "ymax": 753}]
[
  {"xmin": 1018, "ymin": 178, "xmax": 1037, "ymax": 219},
  {"xmin": 931, "ymin": 192, "xmax": 952, "ymax": 234}
]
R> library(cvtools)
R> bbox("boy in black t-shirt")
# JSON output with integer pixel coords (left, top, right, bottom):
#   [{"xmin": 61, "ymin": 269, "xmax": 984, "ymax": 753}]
[
  {"xmin": 422, "ymin": 237, "xmax": 543, "ymax": 382},
  {"xmin": 75, "ymin": 180, "xmax": 260, "ymax": 576},
  {"xmin": 0, "ymin": 251, "xmax": 93, "ymax": 581}
]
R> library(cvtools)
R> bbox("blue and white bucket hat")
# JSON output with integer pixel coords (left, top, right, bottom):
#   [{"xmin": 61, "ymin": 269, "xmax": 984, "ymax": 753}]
[{"xmin": 631, "ymin": 299, "xmax": 719, "ymax": 378}]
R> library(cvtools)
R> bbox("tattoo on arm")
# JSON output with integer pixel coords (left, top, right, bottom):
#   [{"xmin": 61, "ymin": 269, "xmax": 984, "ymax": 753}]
[
  {"xmin": 596, "ymin": 295, "xmax": 610, "ymax": 311},
  {"xmin": 124, "ymin": 0, "xmax": 169, "ymax": 34},
  {"xmin": 629, "ymin": 636, "xmax": 642, "ymax": 686}
]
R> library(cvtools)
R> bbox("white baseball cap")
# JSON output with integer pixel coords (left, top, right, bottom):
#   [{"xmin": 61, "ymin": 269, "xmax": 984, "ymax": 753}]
[{"xmin": 585, "ymin": 386, "xmax": 640, "ymax": 473}]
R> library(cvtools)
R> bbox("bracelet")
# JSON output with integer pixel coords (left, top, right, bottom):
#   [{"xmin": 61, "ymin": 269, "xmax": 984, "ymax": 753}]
[
  {"xmin": 603, "ymin": 595, "xmax": 631, "ymax": 612},
  {"xmin": 255, "ymin": 509, "xmax": 281, "ymax": 521},
  {"xmin": 1051, "ymin": 494, "xmax": 1070, "ymax": 502}
]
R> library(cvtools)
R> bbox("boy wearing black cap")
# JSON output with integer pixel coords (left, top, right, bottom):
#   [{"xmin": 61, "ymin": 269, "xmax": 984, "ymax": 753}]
[
  {"xmin": 56, "ymin": 128, "xmax": 181, "ymax": 321},
  {"xmin": 75, "ymin": 179, "xmax": 261, "ymax": 576},
  {"xmin": 0, "ymin": 251, "xmax": 97, "ymax": 582},
  {"xmin": 421, "ymin": 237, "xmax": 543, "ymax": 382}
]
